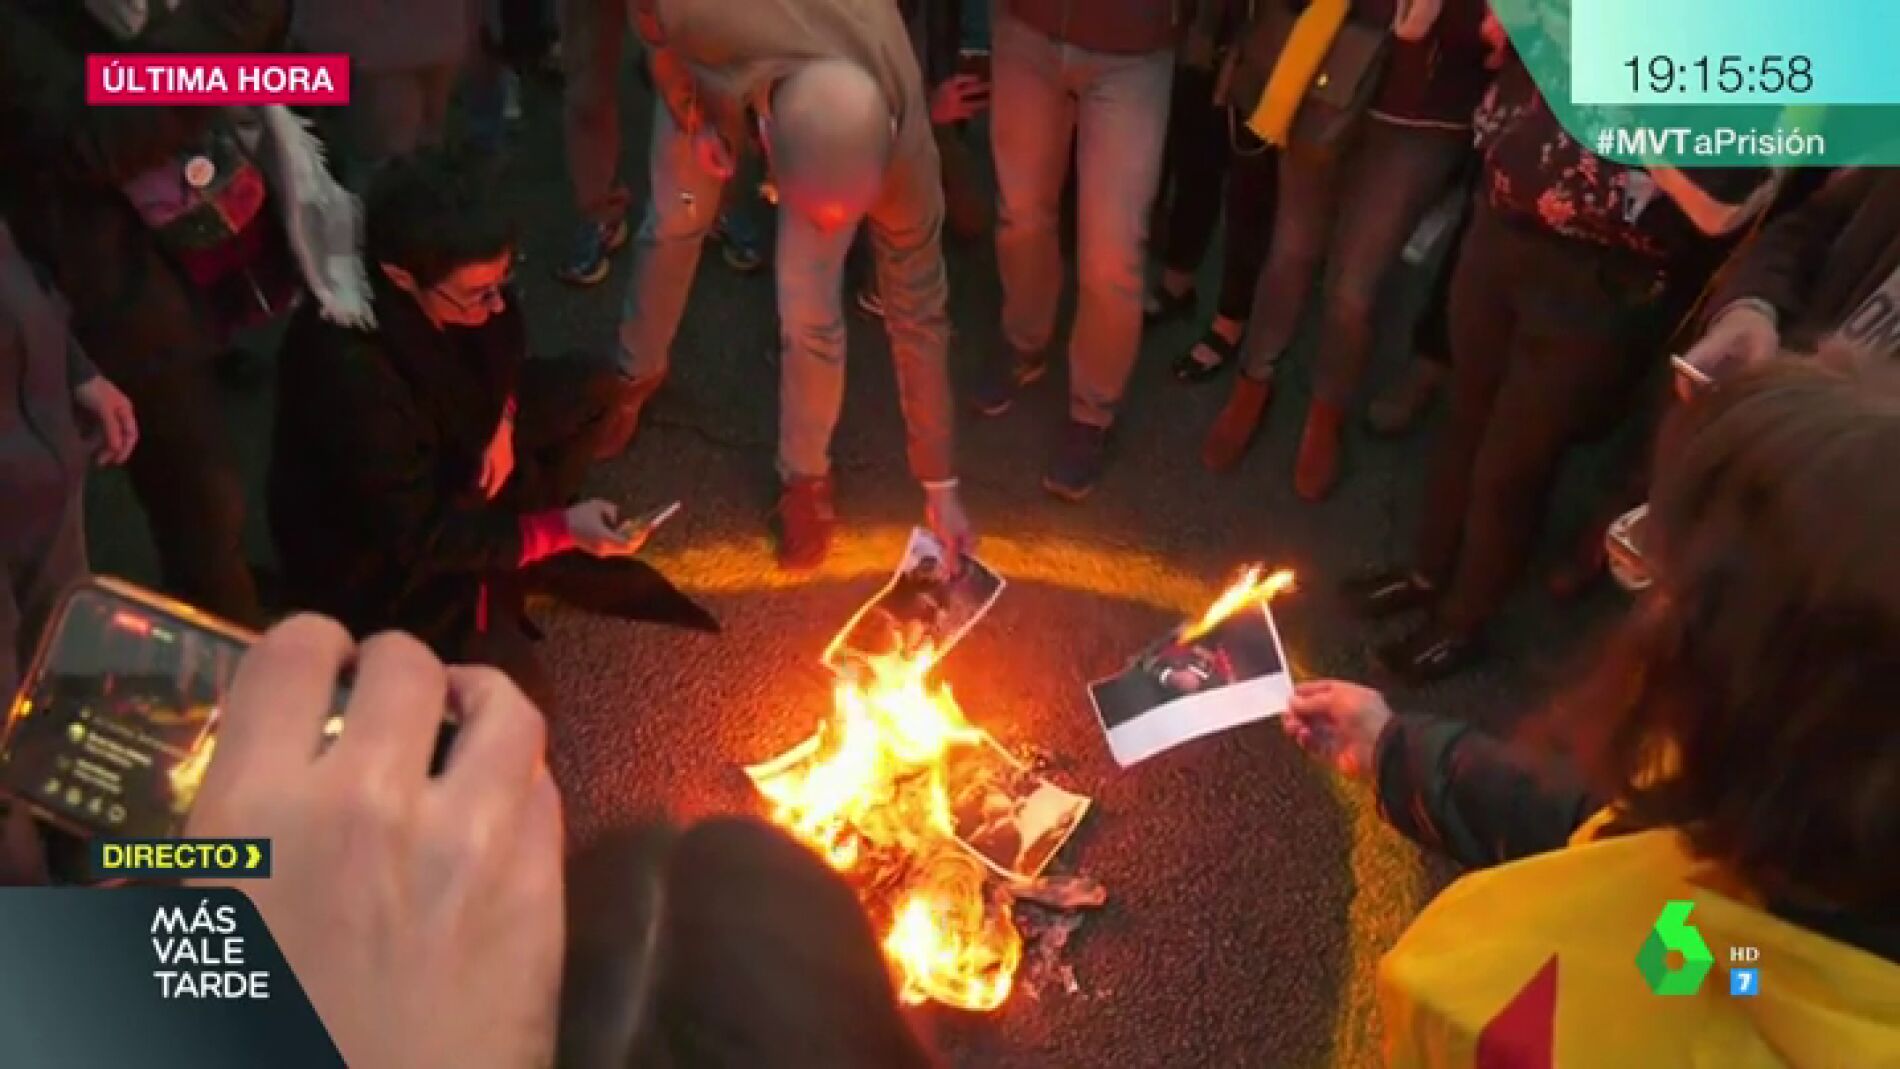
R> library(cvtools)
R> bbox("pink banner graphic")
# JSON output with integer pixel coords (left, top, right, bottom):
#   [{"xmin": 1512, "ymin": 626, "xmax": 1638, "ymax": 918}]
[{"xmin": 86, "ymin": 54, "xmax": 350, "ymax": 105}]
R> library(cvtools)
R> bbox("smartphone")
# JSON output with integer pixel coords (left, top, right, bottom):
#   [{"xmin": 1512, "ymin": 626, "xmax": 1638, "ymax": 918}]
[
  {"xmin": 1605, "ymin": 503, "xmax": 1655, "ymax": 593},
  {"xmin": 1671, "ymin": 354, "xmax": 1714, "ymax": 393},
  {"xmin": 618, "ymin": 500, "xmax": 681, "ymax": 542},
  {"xmin": 0, "ymin": 578, "xmax": 453, "ymax": 840},
  {"xmin": 956, "ymin": 48, "xmax": 991, "ymax": 82}
]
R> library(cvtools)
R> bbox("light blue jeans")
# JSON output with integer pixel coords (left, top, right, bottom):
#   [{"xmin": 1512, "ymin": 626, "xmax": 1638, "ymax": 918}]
[
  {"xmin": 617, "ymin": 100, "xmax": 955, "ymax": 483},
  {"xmin": 991, "ymin": 10, "xmax": 1173, "ymax": 427}
]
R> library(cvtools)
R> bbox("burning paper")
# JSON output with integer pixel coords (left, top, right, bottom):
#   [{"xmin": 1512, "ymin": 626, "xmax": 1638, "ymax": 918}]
[
  {"xmin": 1088, "ymin": 567, "xmax": 1296, "ymax": 768},
  {"xmin": 823, "ymin": 528, "xmax": 1005, "ymax": 675},
  {"xmin": 746, "ymin": 649, "xmax": 1088, "ymax": 1010}
]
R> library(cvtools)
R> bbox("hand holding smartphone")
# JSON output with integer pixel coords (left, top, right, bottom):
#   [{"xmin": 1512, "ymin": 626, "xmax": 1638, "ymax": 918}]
[
  {"xmin": 616, "ymin": 500, "xmax": 681, "ymax": 544},
  {"xmin": 1671, "ymin": 354, "xmax": 1715, "ymax": 395},
  {"xmin": 0, "ymin": 579, "xmax": 455, "ymax": 841}
]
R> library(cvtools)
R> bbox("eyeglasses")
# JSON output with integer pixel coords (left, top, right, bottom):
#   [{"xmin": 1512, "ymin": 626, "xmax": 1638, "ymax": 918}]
[{"xmin": 432, "ymin": 267, "xmax": 515, "ymax": 314}]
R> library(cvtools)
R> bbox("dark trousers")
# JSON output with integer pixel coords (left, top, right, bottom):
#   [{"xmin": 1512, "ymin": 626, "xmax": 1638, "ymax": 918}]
[
  {"xmin": 1156, "ymin": 66, "xmax": 1280, "ymax": 322},
  {"xmin": 1239, "ymin": 118, "xmax": 1470, "ymax": 403},
  {"xmin": 117, "ymin": 358, "xmax": 262, "ymax": 627},
  {"xmin": 1412, "ymin": 188, "xmax": 1473, "ymax": 367},
  {"xmin": 1416, "ymin": 202, "xmax": 1697, "ymax": 632},
  {"xmin": 2, "ymin": 492, "xmax": 85, "ymax": 702}
]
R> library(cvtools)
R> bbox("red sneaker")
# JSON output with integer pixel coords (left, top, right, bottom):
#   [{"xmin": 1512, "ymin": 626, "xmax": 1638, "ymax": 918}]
[{"xmin": 775, "ymin": 475, "xmax": 836, "ymax": 571}]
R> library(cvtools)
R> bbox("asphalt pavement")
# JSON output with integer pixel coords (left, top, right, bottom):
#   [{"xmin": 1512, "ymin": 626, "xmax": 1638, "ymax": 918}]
[{"xmin": 85, "ymin": 75, "xmax": 1628, "ymax": 1068}]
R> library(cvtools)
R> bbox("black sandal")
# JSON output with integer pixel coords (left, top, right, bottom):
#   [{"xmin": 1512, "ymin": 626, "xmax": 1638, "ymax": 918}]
[
  {"xmin": 1171, "ymin": 329, "xmax": 1239, "ymax": 383},
  {"xmin": 1144, "ymin": 285, "xmax": 1197, "ymax": 325}
]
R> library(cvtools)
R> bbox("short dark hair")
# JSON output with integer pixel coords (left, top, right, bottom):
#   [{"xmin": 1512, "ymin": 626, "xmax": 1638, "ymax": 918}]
[
  {"xmin": 363, "ymin": 144, "xmax": 516, "ymax": 288},
  {"xmin": 1555, "ymin": 362, "xmax": 1900, "ymax": 910},
  {"xmin": 560, "ymin": 817, "xmax": 939, "ymax": 1069}
]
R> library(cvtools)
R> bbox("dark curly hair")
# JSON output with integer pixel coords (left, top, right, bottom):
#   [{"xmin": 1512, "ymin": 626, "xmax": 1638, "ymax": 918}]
[
  {"xmin": 363, "ymin": 143, "xmax": 517, "ymax": 289},
  {"xmin": 1557, "ymin": 362, "xmax": 1900, "ymax": 910},
  {"xmin": 558, "ymin": 817, "xmax": 939, "ymax": 1069}
]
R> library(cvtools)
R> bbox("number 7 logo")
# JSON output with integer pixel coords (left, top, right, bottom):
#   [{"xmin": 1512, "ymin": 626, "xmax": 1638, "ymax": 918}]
[{"xmin": 1730, "ymin": 968, "xmax": 1761, "ymax": 997}]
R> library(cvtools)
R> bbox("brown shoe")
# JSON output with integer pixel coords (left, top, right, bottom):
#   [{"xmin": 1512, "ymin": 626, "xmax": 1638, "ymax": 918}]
[
  {"xmin": 594, "ymin": 372, "xmax": 665, "ymax": 460},
  {"xmin": 776, "ymin": 475, "xmax": 836, "ymax": 571},
  {"xmin": 1294, "ymin": 399, "xmax": 1345, "ymax": 501},
  {"xmin": 1366, "ymin": 358, "xmax": 1445, "ymax": 437},
  {"xmin": 1201, "ymin": 374, "xmax": 1273, "ymax": 472}
]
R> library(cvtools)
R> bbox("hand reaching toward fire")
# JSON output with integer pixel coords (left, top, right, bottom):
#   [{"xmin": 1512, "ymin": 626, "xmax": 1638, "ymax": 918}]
[
  {"xmin": 1282, "ymin": 679, "xmax": 1395, "ymax": 779},
  {"xmin": 924, "ymin": 481, "xmax": 975, "ymax": 575}
]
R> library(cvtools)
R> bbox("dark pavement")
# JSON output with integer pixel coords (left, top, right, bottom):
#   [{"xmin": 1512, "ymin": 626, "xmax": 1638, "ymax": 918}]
[{"xmin": 85, "ymin": 75, "xmax": 1630, "ymax": 1067}]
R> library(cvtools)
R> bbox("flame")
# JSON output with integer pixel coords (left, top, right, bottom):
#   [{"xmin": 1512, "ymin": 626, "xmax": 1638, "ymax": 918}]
[
  {"xmin": 752, "ymin": 648, "xmax": 1023, "ymax": 1012},
  {"xmin": 168, "ymin": 731, "xmax": 216, "ymax": 811},
  {"xmin": 1178, "ymin": 566, "xmax": 1296, "ymax": 644}
]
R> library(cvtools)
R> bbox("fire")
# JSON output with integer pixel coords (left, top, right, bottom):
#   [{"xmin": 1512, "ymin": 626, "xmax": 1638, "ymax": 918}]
[
  {"xmin": 1179, "ymin": 566, "xmax": 1296, "ymax": 644},
  {"xmin": 752, "ymin": 648, "xmax": 1023, "ymax": 1012}
]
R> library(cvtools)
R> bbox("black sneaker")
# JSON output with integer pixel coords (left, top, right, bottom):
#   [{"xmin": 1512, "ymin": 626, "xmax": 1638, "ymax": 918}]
[
  {"xmin": 709, "ymin": 213, "xmax": 766, "ymax": 273},
  {"xmin": 555, "ymin": 217, "xmax": 631, "ymax": 287},
  {"xmin": 1043, "ymin": 420, "xmax": 1109, "ymax": 501},
  {"xmin": 971, "ymin": 345, "xmax": 1048, "ymax": 416},
  {"xmin": 1340, "ymin": 568, "xmax": 1438, "ymax": 621},
  {"xmin": 1373, "ymin": 624, "xmax": 1485, "ymax": 687}
]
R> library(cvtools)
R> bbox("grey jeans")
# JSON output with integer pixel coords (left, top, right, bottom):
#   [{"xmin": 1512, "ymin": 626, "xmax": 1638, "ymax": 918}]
[
  {"xmin": 1239, "ymin": 117, "xmax": 1471, "ymax": 403},
  {"xmin": 343, "ymin": 63, "xmax": 461, "ymax": 183},
  {"xmin": 991, "ymin": 10, "xmax": 1173, "ymax": 428},
  {"xmin": 616, "ymin": 101, "xmax": 956, "ymax": 483}
]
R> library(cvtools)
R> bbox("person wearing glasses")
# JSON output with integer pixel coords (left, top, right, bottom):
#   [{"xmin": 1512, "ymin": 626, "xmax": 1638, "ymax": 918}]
[
  {"xmin": 604, "ymin": 0, "xmax": 973, "ymax": 573},
  {"xmin": 266, "ymin": 147, "xmax": 715, "ymax": 709}
]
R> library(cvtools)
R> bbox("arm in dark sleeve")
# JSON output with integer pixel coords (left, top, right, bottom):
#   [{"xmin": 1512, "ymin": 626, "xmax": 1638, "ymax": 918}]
[
  {"xmin": 65, "ymin": 337, "xmax": 98, "ymax": 390},
  {"xmin": 1713, "ymin": 166, "xmax": 1877, "ymax": 322},
  {"xmin": 0, "ymin": 5, "xmax": 210, "ymax": 184},
  {"xmin": 1373, "ymin": 712, "xmax": 1606, "ymax": 871},
  {"xmin": 922, "ymin": 0, "xmax": 961, "ymax": 91},
  {"xmin": 323, "ymin": 352, "xmax": 528, "ymax": 578}
]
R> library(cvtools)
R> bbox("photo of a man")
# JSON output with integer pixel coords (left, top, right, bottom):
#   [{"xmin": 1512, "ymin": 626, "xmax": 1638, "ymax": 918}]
[
  {"xmin": 944, "ymin": 736, "xmax": 1088, "ymax": 883},
  {"xmin": 825, "ymin": 529, "xmax": 1005, "ymax": 670},
  {"xmin": 1090, "ymin": 600, "xmax": 1295, "ymax": 768}
]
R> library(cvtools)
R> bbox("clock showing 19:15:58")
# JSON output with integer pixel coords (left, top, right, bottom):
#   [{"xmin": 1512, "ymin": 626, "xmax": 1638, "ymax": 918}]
[{"xmin": 1625, "ymin": 55, "xmax": 1814, "ymax": 96}]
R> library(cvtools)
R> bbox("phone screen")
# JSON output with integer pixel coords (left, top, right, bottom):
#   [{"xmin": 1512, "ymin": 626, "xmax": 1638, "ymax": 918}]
[{"xmin": 1, "ymin": 588, "xmax": 242, "ymax": 838}]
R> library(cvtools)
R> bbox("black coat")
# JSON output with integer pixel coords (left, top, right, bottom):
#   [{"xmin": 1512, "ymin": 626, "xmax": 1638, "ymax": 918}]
[
  {"xmin": 0, "ymin": 0, "xmax": 288, "ymax": 381},
  {"xmin": 1373, "ymin": 711, "xmax": 1900, "ymax": 964},
  {"xmin": 268, "ymin": 280, "xmax": 529, "ymax": 649}
]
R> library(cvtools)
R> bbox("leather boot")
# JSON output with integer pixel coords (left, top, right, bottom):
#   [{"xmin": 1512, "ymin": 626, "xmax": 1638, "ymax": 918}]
[
  {"xmin": 1201, "ymin": 374, "xmax": 1273, "ymax": 472},
  {"xmin": 776, "ymin": 475, "xmax": 837, "ymax": 571},
  {"xmin": 1293, "ymin": 399, "xmax": 1346, "ymax": 501},
  {"xmin": 594, "ymin": 372, "xmax": 665, "ymax": 460}
]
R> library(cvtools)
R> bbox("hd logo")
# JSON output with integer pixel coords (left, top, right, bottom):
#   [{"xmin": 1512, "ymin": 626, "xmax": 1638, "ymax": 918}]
[{"xmin": 1637, "ymin": 900, "xmax": 1715, "ymax": 996}]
